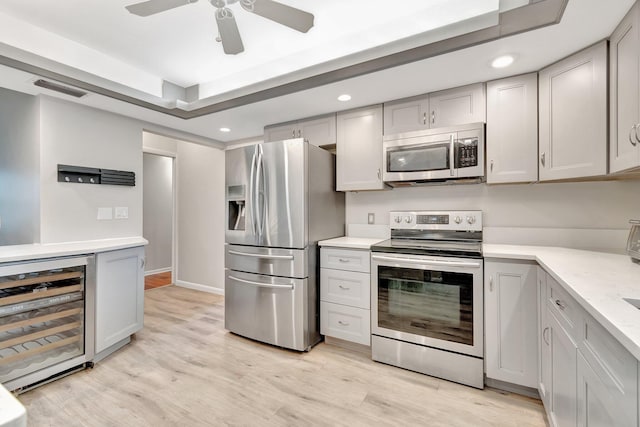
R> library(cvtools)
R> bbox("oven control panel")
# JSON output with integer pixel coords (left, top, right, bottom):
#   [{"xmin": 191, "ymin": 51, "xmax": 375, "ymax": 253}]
[{"xmin": 390, "ymin": 211, "xmax": 482, "ymax": 231}]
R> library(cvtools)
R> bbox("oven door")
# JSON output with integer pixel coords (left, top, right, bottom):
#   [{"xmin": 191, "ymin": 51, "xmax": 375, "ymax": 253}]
[
  {"xmin": 383, "ymin": 132, "xmax": 457, "ymax": 182},
  {"xmin": 371, "ymin": 252, "xmax": 483, "ymax": 357}
]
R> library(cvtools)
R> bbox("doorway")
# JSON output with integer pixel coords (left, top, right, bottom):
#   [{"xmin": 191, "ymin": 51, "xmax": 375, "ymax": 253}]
[{"xmin": 143, "ymin": 152, "xmax": 175, "ymax": 290}]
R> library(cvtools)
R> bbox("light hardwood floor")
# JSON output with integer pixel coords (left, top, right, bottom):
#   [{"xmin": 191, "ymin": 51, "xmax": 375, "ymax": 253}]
[{"xmin": 19, "ymin": 285, "xmax": 548, "ymax": 426}]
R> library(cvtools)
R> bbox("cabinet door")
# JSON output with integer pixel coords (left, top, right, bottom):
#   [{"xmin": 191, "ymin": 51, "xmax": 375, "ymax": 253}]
[
  {"xmin": 95, "ymin": 246, "xmax": 145, "ymax": 354},
  {"xmin": 336, "ymin": 105, "xmax": 385, "ymax": 191},
  {"xmin": 539, "ymin": 41, "xmax": 608, "ymax": 181},
  {"xmin": 549, "ymin": 311, "xmax": 578, "ymax": 427},
  {"xmin": 264, "ymin": 122, "xmax": 298, "ymax": 142},
  {"xmin": 383, "ymin": 95, "xmax": 430, "ymax": 135},
  {"xmin": 428, "ymin": 83, "xmax": 486, "ymax": 128},
  {"xmin": 484, "ymin": 260, "xmax": 538, "ymax": 388},
  {"xmin": 299, "ymin": 114, "xmax": 336, "ymax": 147},
  {"xmin": 538, "ymin": 268, "xmax": 552, "ymax": 408},
  {"xmin": 486, "ymin": 74, "xmax": 539, "ymax": 183},
  {"xmin": 610, "ymin": 3, "xmax": 640, "ymax": 173},
  {"xmin": 576, "ymin": 352, "xmax": 625, "ymax": 427}
]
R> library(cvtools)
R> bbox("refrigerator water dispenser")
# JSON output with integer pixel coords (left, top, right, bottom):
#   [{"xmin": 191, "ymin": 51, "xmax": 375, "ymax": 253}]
[{"xmin": 227, "ymin": 185, "xmax": 246, "ymax": 231}]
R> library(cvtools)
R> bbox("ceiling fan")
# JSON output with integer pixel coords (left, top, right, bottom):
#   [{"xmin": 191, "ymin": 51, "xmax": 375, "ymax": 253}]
[{"xmin": 125, "ymin": 0, "xmax": 314, "ymax": 55}]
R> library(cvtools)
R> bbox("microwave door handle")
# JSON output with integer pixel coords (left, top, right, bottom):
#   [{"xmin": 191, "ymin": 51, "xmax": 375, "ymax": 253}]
[
  {"xmin": 371, "ymin": 254, "xmax": 481, "ymax": 268},
  {"xmin": 449, "ymin": 134, "xmax": 455, "ymax": 177}
]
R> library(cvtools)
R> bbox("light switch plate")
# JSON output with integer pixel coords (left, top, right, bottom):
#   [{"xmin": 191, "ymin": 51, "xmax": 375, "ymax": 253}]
[
  {"xmin": 114, "ymin": 207, "xmax": 129, "ymax": 219},
  {"xmin": 97, "ymin": 207, "xmax": 113, "ymax": 220}
]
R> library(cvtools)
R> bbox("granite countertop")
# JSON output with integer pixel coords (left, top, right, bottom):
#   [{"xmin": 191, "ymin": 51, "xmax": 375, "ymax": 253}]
[
  {"xmin": 485, "ymin": 244, "xmax": 640, "ymax": 360},
  {"xmin": 318, "ymin": 236, "xmax": 386, "ymax": 250},
  {"xmin": 0, "ymin": 237, "xmax": 148, "ymax": 264}
]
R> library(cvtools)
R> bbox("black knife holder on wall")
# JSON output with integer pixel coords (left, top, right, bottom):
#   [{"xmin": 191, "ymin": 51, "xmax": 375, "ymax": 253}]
[{"xmin": 57, "ymin": 164, "xmax": 136, "ymax": 186}]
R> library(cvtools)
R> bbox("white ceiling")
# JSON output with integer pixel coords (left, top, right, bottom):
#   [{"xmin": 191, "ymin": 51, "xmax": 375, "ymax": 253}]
[{"xmin": 0, "ymin": 0, "xmax": 635, "ymax": 144}]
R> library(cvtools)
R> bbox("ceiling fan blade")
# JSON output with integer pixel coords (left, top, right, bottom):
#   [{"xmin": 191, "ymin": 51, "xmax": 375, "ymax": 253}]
[
  {"xmin": 216, "ymin": 8, "xmax": 245, "ymax": 55},
  {"xmin": 243, "ymin": 0, "xmax": 314, "ymax": 33},
  {"xmin": 125, "ymin": 0, "xmax": 197, "ymax": 17}
]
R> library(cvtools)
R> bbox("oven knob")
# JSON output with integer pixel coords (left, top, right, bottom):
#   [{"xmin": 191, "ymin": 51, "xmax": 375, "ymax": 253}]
[
  {"xmin": 467, "ymin": 216, "xmax": 476, "ymax": 225},
  {"xmin": 454, "ymin": 216, "xmax": 462, "ymax": 224},
  {"xmin": 394, "ymin": 216, "xmax": 402, "ymax": 223},
  {"xmin": 404, "ymin": 216, "xmax": 413, "ymax": 224}
]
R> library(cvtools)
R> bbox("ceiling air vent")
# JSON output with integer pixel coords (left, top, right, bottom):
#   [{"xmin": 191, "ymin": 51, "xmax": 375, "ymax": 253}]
[{"xmin": 34, "ymin": 79, "xmax": 87, "ymax": 98}]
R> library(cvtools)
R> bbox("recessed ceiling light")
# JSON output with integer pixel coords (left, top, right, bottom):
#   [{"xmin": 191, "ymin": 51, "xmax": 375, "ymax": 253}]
[
  {"xmin": 220, "ymin": 127, "xmax": 231, "ymax": 132},
  {"xmin": 337, "ymin": 94, "xmax": 352, "ymax": 102},
  {"xmin": 491, "ymin": 55, "xmax": 515, "ymax": 68}
]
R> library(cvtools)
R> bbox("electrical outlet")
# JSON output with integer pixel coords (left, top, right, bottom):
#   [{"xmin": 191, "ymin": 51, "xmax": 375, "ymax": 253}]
[
  {"xmin": 97, "ymin": 207, "xmax": 113, "ymax": 220},
  {"xmin": 114, "ymin": 207, "xmax": 129, "ymax": 219},
  {"xmin": 367, "ymin": 213, "xmax": 375, "ymax": 224}
]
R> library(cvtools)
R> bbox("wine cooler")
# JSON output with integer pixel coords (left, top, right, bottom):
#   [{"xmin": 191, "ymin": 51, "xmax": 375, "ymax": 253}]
[{"xmin": 0, "ymin": 256, "xmax": 95, "ymax": 391}]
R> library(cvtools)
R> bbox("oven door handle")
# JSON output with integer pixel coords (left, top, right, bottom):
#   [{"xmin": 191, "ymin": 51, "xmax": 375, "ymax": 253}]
[{"xmin": 371, "ymin": 254, "xmax": 481, "ymax": 268}]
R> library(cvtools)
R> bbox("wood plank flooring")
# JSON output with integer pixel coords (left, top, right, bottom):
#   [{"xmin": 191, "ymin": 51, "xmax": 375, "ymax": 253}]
[
  {"xmin": 18, "ymin": 285, "xmax": 548, "ymax": 426},
  {"xmin": 144, "ymin": 271, "xmax": 172, "ymax": 290}
]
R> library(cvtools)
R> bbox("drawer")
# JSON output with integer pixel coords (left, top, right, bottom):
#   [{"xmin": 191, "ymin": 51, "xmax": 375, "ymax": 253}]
[
  {"xmin": 546, "ymin": 274, "xmax": 582, "ymax": 340},
  {"xmin": 321, "ymin": 248, "xmax": 370, "ymax": 273},
  {"xmin": 578, "ymin": 312, "xmax": 638, "ymax": 424},
  {"xmin": 320, "ymin": 302, "xmax": 370, "ymax": 346},
  {"xmin": 320, "ymin": 268, "xmax": 370, "ymax": 309}
]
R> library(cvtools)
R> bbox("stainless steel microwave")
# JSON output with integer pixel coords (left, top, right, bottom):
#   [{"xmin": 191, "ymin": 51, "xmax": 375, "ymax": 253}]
[{"xmin": 382, "ymin": 123, "xmax": 485, "ymax": 185}]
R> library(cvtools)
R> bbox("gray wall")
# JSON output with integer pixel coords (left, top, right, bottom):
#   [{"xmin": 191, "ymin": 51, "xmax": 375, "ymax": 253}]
[
  {"xmin": 143, "ymin": 153, "xmax": 173, "ymax": 273},
  {"xmin": 0, "ymin": 88, "xmax": 40, "ymax": 245}
]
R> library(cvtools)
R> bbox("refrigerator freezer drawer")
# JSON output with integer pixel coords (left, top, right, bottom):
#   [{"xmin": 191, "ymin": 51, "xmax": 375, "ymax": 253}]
[
  {"xmin": 225, "ymin": 270, "xmax": 309, "ymax": 351},
  {"xmin": 225, "ymin": 244, "xmax": 307, "ymax": 278}
]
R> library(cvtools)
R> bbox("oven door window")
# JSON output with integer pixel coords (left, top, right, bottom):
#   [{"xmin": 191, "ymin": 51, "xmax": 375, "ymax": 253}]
[
  {"xmin": 377, "ymin": 265, "xmax": 474, "ymax": 345},
  {"xmin": 387, "ymin": 143, "xmax": 449, "ymax": 173}
]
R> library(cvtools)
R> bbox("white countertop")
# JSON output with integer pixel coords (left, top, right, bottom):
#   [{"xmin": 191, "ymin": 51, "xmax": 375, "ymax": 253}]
[
  {"xmin": 0, "ymin": 237, "xmax": 148, "ymax": 264},
  {"xmin": 485, "ymin": 244, "xmax": 640, "ymax": 360},
  {"xmin": 0, "ymin": 384, "xmax": 26, "ymax": 427},
  {"xmin": 318, "ymin": 236, "xmax": 386, "ymax": 250}
]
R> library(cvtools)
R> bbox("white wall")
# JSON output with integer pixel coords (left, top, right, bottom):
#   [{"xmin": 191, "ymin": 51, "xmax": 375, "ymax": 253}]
[
  {"xmin": 38, "ymin": 97, "xmax": 143, "ymax": 243},
  {"xmin": 347, "ymin": 180, "xmax": 640, "ymax": 249},
  {"xmin": 143, "ymin": 153, "xmax": 173, "ymax": 273},
  {"xmin": 176, "ymin": 141, "xmax": 225, "ymax": 293},
  {"xmin": 0, "ymin": 88, "xmax": 40, "ymax": 245}
]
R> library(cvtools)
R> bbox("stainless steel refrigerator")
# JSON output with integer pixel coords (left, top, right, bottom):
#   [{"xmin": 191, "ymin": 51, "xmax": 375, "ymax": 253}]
[{"xmin": 225, "ymin": 139, "xmax": 345, "ymax": 351}]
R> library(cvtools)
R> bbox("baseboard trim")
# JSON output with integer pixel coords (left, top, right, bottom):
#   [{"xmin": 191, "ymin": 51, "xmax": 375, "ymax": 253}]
[
  {"xmin": 484, "ymin": 377, "xmax": 541, "ymax": 399},
  {"xmin": 144, "ymin": 267, "xmax": 172, "ymax": 276},
  {"xmin": 175, "ymin": 280, "xmax": 224, "ymax": 295}
]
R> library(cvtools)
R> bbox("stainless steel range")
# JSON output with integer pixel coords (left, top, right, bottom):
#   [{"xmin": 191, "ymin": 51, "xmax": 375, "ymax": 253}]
[{"xmin": 370, "ymin": 210, "xmax": 484, "ymax": 389}]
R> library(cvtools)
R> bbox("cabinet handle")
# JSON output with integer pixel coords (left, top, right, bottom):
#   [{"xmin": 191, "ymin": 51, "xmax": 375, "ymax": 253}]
[
  {"xmin": 431, "ymin": 111, "xmax": 435, "ymax": 124},
  {"xmin": 377, "ymin": 168, "xmax": 381, "ymax": 180},
  {"xmin": 489, "ymin": 276, "xmax": 493, "ymax": 291},
  {"xmin": 292, "ymin": 130, "xmax": 295, "ymax": 138},
  {"xmin": 297, "ymin": 130, "xmax": 301, "ymax": 138},
  {"xmin": 555, "ymin": 299, "xmax": 566, "ymax": 310},
  {"xmin": 423, "ymin": 112, "xmax": 427, "ymax": 125},
  {"xmin": 338, "ymin": 285, "xmax": 351, "ymax": 290},
  {"xmin": 140, "ymin": 258, "xmax": 145, "ymax": 269},
  {"xmin": 338, "ymin": 258, "xmax": 350, "ymax": 263},
  {"xmin": 490, "ymin": 160, "xmax": 494, "ymax": 172},
  {"xmin": 540, "ymin": 152, "xmax": 546, "ymax": 167},
  {"xmin": 338, "ymin": 320, "xmax": 350, "ymax": 326},
  {"xmin": 543, "ymin": 327, "xmax": 550, "ymax": 345},
  {"xmin": 635, "ymin": 123, "xmax": 640, "ymax": 144},
  {"xmin": 631, "ymin": 124, "xmax": 639, "ymax": 147}
]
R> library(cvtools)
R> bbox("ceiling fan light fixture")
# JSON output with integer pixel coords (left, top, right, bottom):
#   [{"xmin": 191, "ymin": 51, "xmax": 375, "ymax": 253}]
[{"xmin": 337, "ymin": 94, "xmax": 351, "ymax": 102}]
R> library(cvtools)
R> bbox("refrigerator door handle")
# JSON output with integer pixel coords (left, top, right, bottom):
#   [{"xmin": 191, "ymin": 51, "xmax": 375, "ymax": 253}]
[
  {"xmin": 256, "ymin": 147, "xmax": 266, "ymax": 238},
  {"xmin": 249, "ymin": 149, "xmax": 258, "ymax": 236},
  {"xmin": 228, "ymin": 250, "xmax": 294, "ymax": 260},
  {"xmin": 228, "ymin": 275, "xmax": 295, "ymax": 290}
]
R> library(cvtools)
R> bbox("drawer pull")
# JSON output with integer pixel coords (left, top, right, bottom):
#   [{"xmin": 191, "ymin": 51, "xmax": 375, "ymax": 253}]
[
  {"xmin": 338, "ymin": 285, "xmax": 351, "ymax": 290},
  {"xmin": 338, "ymin": 320, "xmax": 350, "ymax": 326},
  {"xmin": 543, "ymin": 327, "xmax": 550, "ymax": 345},
  {"xmin": 555, "ymin": 299, "xmax": 566, "ymax": 310},
  {"xmin": 338, "ymin": 258, "xmax": 350, "ymax": 263}
]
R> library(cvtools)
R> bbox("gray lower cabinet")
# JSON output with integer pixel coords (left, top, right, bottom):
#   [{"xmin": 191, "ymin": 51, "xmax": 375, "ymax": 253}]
[
  {"xmin": 320, "ymin": 247, "xmax": 371, "ymax": 345},
  {"xmin": 484, "ymin": 260, "xmax": 538, "ymax": 388},
  {"xmin": 336, "ymin": 105, "xmax": 384, "ymax": 191},
  {"xmin": 538, "ymin": 41, "xmax": 608, "ymax": 181},
  {"xmin": 547, "ymin": 309, "xmax": 577, "ymax": 427},
  {"xmin": 486, "ymin": 73, "xmax": 538, "ymax": 183},
  {"xmin": 95, "ymin": 246, "xmax": 145, "ymax": 354},
  {"xmin": 610, "ymin": 2, "xmax": 640, "ymax": 173}
]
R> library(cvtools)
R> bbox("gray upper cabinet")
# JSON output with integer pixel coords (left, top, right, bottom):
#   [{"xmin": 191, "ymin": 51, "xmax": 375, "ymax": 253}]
[
  {"xmin": 486, "ymin": 73, "xmax": 538, "ymax": 184},
  {"xmin": 428, "ymin": 83, "xmax": 486, "ymax": 128},
  {"xmin": 383, "ymin": 95, "xmax": 430, "ymax": 135},
  {"xmin": 610, "ymin": 2, "xmax": 640, "ymax": 173},
  {"xmin": 264, "ymin": 114, "xmax": 336, "ymax": 147},
  {"xmin": 336, "ymin": 105, "xmax": 385, "ymax": 191},
  {"xmin": 538, "ymin": 41, "xmax": 608, "ymax": 181},
  {"xmin": 383, "ymin": 83, "xmax": 486, "ymax": 135}
]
